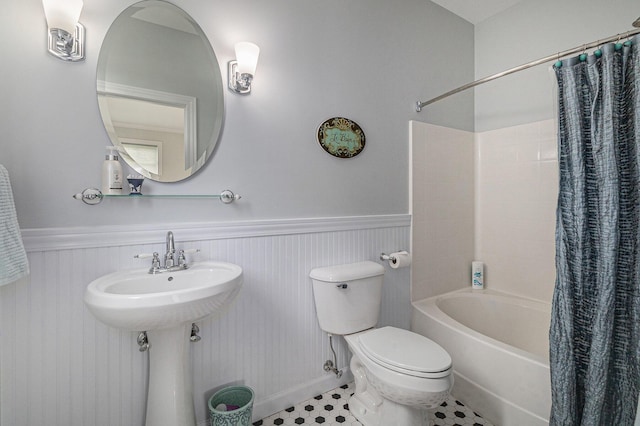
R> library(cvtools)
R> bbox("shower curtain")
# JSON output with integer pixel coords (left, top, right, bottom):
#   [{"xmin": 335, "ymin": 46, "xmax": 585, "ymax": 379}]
[{"xmin": 550, "ymin": 37, "xmax": 640, "ymax": 425}]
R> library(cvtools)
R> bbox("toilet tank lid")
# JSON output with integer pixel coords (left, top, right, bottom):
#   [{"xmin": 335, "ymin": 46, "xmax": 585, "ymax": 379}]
[{"xmin": 309, "ymin": 261, "xmax": 384, "ymax": 282}]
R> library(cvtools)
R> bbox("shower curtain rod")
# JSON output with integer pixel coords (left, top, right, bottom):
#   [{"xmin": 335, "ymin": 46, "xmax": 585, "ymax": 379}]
[{"xmin": 415, "ymin": 27, "xmax": 640, "ymax": 112}]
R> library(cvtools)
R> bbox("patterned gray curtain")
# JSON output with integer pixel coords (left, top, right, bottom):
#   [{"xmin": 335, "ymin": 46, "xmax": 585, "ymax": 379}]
[{"xmin": 550, "ymin": 36, "xmax": 640, "ymax": 425}]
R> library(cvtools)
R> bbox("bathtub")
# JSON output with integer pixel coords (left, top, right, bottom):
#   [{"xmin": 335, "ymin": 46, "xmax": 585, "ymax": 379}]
[{"xmin": 411, "ymin": 288, "xmax": 551, "ymax": 426}]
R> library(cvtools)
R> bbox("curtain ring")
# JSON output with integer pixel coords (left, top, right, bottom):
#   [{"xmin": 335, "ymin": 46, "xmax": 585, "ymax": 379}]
[
  {"xmin": 554, "ymin": 52, "xmax": 563, "ymax": 68},
  {"xmin": 594, "ymin": 39, "xmax": 603, "ymax": 58},
  {"xmin": 615, "ymin": 33, "xmax": 624, "ymax": 50},
  {"xmin": 579, "ymin": 44, "xmax": 588, "ymax": 62}
]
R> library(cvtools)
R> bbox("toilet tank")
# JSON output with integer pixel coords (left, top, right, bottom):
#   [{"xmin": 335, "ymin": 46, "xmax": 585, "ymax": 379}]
[{"xmin": 309, "ymin": 261, "xmax": 385, "ymax": 335}]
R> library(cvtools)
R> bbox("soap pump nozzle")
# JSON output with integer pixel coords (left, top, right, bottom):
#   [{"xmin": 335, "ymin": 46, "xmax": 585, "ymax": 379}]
[{"xmin": 105, "ymin": 146, "xmax": 120, "ymax": 161}]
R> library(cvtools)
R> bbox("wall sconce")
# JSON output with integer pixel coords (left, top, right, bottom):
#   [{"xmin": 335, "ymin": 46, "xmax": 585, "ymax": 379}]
[
  {"xmin": 228, "ymin": 42, "xmax": 260, "ymax": 94},
  {"xmin": 42, "ymin": 0, "xmax": 85, "ymax": 61}
]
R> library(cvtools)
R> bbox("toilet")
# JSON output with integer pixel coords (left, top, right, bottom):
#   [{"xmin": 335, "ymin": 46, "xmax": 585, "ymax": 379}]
[{"xmin": 309, "ymin": 261, "xmax": 453, "ymax": 426}]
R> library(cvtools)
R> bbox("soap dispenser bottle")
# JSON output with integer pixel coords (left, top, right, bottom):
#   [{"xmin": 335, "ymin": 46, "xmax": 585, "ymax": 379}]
[{"xmin": 102, "ymin": 146, "xmax": 123, "ymax": 195}]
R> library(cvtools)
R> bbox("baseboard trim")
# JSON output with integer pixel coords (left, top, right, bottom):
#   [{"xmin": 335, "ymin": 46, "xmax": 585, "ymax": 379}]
[
  {"xmin": 253, "ymin": 369, "xmax": 353, "ymax": 422},
  {"xmin": 196, "ymin": 369, "xmax": 353, "ymax": 426}
]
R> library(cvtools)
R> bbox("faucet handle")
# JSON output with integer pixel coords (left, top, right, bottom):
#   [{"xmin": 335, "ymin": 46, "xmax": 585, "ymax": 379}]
[
  {"xmin": 135, "ymin": 252, "xmax": 161, "ymax": 271},
  {"xmin": 178, "ymin": 249, "xmax": 200, "ymax": 267},
  {"xmin": 134, "ymin": 252, "xmax": 156, "ymax": 259}
]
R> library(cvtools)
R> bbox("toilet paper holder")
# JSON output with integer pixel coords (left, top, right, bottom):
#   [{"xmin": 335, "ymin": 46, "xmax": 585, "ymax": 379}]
[
  {"xmin": 380, "ymin": 252, "xmax": 401, "ymax": 262},
  {"xmin": 380, "ymin": 251, "xmax": 412, "ymax": 269}
]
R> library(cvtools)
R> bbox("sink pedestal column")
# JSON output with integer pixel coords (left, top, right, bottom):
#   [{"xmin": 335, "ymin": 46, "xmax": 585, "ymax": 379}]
[{"xmin": 145, "ymin": 323, "xmax": 196, "ymax": 426}]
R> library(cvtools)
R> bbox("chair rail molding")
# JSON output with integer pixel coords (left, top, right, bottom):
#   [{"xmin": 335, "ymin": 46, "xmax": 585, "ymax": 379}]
[{"xmin": 21, "ymin": 214, "xmax": 411, "ymax": 252}]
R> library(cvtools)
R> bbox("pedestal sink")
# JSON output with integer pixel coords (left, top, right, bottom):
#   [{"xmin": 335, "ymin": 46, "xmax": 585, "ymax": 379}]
[{"xmin": 84, "ymin": 261, "xmax": 243, "ymax": 426}]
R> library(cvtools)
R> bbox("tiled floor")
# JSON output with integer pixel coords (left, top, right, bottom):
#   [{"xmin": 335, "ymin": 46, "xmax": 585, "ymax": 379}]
[{"xmin": 253, "ymin": 382, "xmax": 493, "ymax": 426}]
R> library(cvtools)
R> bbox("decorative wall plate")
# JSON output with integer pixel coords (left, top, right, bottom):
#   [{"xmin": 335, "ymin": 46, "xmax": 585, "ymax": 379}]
[{"xmin": 317, "ymin": 117, "xmax": 366, "ymax": 158}]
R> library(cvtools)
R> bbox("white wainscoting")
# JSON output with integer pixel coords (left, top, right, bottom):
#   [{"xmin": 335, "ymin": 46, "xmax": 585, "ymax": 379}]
[{"xmin": 0, "ymin": 215, "xmax": 411, "ymax": 426}]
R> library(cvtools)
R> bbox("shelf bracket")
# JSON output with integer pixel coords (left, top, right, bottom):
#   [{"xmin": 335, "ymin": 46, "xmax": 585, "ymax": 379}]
[
  {"xmin": 219, "ymin": 189, "xmax": 242, "ymax": 204},
  {"xmin": 73, "ymin": 188, "xmax": 103, "ymax": 205}
]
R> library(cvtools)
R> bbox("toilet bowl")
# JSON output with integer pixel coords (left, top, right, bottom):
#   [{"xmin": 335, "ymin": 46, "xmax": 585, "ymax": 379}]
[
  {"xmin": 310, "ymin": 261, "xmax": 453, "ymax": 426},
  {"xmin": 345, "ymin": 327, "xmax": 453, "ymax": 426}
]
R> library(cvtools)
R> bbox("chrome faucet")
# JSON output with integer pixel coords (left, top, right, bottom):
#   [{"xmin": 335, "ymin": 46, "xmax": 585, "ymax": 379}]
[
  {"xmin": 135, "ymin": 231, "xmax": 199, "ymax": 274},
  {"xmin": 165, "ymin": 231, "xmax": 175, "ymax": 268}
]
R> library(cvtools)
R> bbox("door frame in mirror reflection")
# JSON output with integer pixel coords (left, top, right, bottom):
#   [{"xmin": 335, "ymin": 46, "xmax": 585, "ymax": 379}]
[{"xmin": 98, "ymin": 81, "xmax": 196, "ymax": 181}]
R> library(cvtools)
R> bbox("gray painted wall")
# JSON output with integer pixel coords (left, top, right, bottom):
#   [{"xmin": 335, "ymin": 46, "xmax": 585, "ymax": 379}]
[
  {"xmin": 474, "ymin": 0, "xmax": 640, "ymax": 132},
  {"xmin": 2, "ymin": 0, "xmax": 474, "ymax": 229}
]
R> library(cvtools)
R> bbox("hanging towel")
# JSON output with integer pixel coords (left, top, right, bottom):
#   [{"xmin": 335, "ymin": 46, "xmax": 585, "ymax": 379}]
[{"xmin": 0, "ymin": 165, "xmax": 29, "ymax": 287}]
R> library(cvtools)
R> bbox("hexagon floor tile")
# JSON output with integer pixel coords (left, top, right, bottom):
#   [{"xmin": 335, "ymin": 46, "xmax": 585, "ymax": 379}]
[{"xmin": 253, "ymin": 382, "xmax": 493, "ymax": 426}]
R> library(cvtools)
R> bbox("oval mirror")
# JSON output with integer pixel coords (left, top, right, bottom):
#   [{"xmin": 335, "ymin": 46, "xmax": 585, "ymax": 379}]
[{"xmin": 96, "ymin": 0, "xmax": 224, "ymax": 182}]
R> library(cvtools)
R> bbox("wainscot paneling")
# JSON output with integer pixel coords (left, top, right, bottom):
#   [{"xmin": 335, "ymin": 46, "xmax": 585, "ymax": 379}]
[{"xmin": 1, "ymin": 215, "xmax": 411, "ymax": 426}]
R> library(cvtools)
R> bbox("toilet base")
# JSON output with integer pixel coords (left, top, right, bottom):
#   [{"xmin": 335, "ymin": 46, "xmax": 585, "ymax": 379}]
[
  {"xmin": 349, "ymin": 356, "xmax": 432, "ymax": 426},
  {"xmin": 349, "ymin": 393, "xmax": 430, "ymax": 426}
]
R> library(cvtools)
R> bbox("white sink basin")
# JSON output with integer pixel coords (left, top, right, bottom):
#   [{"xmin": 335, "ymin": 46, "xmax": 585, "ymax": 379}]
[{"xmin": 84, "ymin": 261, "xmax": 243, "ymax": 331}]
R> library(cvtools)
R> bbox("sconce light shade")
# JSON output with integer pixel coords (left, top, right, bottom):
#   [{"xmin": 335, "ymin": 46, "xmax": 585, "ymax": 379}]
[
  {"xmin": 42, "ymin": 0, "xmax": 85, "ymax": 61},
  {"xmin": 234, "ymin": 42, "xmax": 260, "ymax": 75},
  {"xmin": 228, "ymin": 42, "xmax": 260, "ymax": 94},
  {"xmin": 43, "ymin": 0, "xmax": 82, "ymax": 34}
]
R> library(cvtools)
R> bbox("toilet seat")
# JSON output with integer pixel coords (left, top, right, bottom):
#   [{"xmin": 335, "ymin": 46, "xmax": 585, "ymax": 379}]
[{"xmin": 358, "ymin": 327, "xmax": 452, "ymax": 379}]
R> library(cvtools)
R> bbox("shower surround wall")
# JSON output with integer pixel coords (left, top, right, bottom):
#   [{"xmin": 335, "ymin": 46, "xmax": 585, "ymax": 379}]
[
  {"xmin": 411, "ymin": 119, "xmax": 558, "ymax": 303},
  {"xmin": 410, "ymin": 122, "xmax": 475, "ymax": 301},
  {"xmin": 0, "ymin": 216, "xmax": 410, "ymax": 426},
  {"xmin": 476, "ymin": 119, "xmax": 558, "ymax": 302}
]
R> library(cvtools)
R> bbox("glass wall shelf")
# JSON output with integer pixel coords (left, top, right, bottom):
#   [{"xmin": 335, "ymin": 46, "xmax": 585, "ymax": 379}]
[{"xmin": 73, "ymin": 188, "xmax": 241, "ymax": 205}]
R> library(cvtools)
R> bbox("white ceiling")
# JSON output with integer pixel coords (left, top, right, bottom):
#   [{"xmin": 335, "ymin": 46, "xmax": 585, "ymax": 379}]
[{"xmin": 431, "ymin": 0, "xmax": 524, "ymax": 24}]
